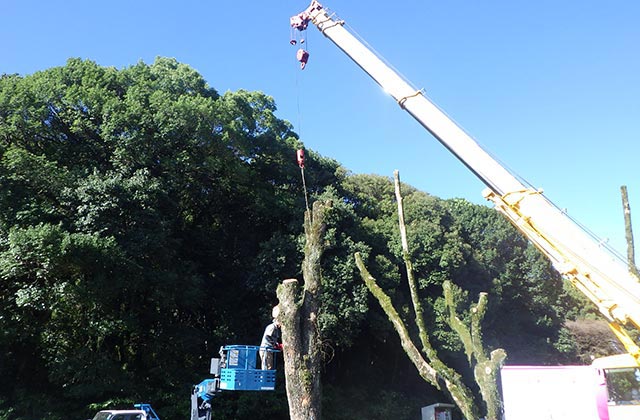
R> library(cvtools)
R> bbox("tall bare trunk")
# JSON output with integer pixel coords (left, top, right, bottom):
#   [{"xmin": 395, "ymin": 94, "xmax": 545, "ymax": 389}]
[
  {"xmin": 277, "ymin": 200, "xmax": 330, "ymax": 420},
  {"xmin": 621, "ymin": 185, "xmax": 639, "ymax": 278}
]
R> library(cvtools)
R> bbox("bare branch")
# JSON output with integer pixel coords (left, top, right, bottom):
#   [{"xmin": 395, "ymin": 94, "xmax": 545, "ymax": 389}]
[
  {"xmin": 621, "ymin": 185, "xmax": 640, "ymax": 278},
  {"xmin": 394, "ymin": 170, "xmax": 430, "ymax": 354}
]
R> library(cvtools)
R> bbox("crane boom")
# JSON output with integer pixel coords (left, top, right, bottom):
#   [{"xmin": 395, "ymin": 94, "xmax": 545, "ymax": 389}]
[{"xmin": 294, "ymin": 1, "xmax": 640, "ymax": 362}]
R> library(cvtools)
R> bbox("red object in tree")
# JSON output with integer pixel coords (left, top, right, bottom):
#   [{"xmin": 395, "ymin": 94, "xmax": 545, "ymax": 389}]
[{"xmin": 297, "ymin": 149, "xmax": 305, "ymax": 168}]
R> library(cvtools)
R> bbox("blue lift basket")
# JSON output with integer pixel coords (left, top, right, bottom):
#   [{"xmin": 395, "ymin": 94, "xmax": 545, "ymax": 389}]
[
  {"xmin": 219, "ymin": 345, "xmax": 278, "ymax": 391},
  {"xmin": 195, "ymin": 344, "xmax": 280, "ymax": 401},
  {"xmin": 191, "ymin": 345, "xmax": 280, "ymax": 420}
]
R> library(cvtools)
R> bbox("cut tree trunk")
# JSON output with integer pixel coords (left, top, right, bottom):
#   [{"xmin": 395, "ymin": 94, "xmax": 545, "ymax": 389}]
[{"xmin": 277, "ymin": 200, "xmax": 330, "ymax": 420}]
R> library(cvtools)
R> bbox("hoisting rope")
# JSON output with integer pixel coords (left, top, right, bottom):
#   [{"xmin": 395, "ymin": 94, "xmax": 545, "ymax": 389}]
[
  {"xmin": 297, "ymin": 149, "xmax": 310, "ymax": 214},
  {"xmin": 291, "ymin": 9, "xmax": 313, "ymax": 214}
]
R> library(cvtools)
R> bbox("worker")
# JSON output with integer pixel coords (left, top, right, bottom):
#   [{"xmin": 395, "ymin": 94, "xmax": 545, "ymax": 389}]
[{"xmin": 260, "ymin": 305, "xmax": 283, "ymax": 370}]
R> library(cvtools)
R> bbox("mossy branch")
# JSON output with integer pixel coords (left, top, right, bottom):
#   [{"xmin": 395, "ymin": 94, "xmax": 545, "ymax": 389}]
[
  {"xmin": 443, "ymin": 280, "xmax": 474, "ymax": 363},
  {"xmin": 355, "ymin": 252, "xmax": 439, "ymax": 387},
  {"xmin": 355, "ymin": 252, "xmax": 478, "ymax": 420},
  {"xmin": 471, "ymin": 292, "xmax": 488, "ymax": 361},
  {"xmin": 443, "ymin": 281, "xmax": 506, "ymax": 420}
]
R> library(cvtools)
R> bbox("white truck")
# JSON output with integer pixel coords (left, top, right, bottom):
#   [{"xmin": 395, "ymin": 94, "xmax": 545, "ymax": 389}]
[
  {"xmin": 290, "ymin": 2, "xmax": 640, "ymax": 419},
  {"xmin": 89, "ymin": 403, "xmax": 160, "ymax": 420}
]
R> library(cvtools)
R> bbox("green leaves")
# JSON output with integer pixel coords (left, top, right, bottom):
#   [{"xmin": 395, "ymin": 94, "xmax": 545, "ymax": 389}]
[
  {"xmin": 0, "ymin": 58, "xmax": 279, "ymax": 416},
  {"xmin": 0, "ymin": 56, "xmax": 583, "ymax": 418}
]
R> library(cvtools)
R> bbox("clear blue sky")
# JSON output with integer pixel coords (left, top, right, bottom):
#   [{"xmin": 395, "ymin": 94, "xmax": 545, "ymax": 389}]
[{"xmin": 3, "ymin": 0, "xmax": 639, "ymax": 255}]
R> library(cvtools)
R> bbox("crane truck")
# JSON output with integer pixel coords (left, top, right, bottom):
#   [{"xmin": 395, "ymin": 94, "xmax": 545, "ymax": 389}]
[{"xmin": 290, "ymin": 2, "xmax": 640, "ymax": 419}]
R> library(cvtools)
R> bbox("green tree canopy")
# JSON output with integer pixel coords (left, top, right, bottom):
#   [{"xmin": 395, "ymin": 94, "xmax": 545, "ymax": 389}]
[
  {"xmin": 0, "ymin": 57, "xmax": 342, "ymax": 419},
  {"xmin": 0, "ymin": 58, "xmax": 585, "ymax": 420}
]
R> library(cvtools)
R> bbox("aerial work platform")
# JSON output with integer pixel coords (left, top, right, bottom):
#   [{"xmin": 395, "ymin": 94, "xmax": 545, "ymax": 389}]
[{"xmin": 219, "ymin": 345, "xmax": 277, "ymax": 391}]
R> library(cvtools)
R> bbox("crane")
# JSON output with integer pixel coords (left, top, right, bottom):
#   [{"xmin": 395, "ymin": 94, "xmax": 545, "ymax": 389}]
[{"xmin": 291, "ymin": 2, "xmax": 640, "ymax": 418}]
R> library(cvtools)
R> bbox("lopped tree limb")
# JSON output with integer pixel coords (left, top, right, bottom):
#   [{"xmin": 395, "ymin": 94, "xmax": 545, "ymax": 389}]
[
  {"xmin": 443, "ymin": 281, "xmax": 506, "ymax": 420},
  {"xmin": 393, "ymin": 172, "xmax": 477, "ymax": 414},
  {"xmin": 355, "ymin": 252, "xmax": 478, "ymax": 420},
  {"xmin": 355, "ymin": 253, "xmax": 439, "ymax": 387}
]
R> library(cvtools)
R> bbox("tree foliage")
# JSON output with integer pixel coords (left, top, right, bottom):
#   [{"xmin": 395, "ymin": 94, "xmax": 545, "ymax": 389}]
[
  {"xmin": 0, "ymin": 57, "xmax": 325, "ymax": 419},
  {"xmin": 0, "ymin": 59, "xmax": 588, "ymax": 420}
]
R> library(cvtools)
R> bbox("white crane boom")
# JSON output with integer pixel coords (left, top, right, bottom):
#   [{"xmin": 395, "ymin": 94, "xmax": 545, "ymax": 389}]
[{"xmin": 293, "ymin": 1, "xmax": 640, "ymax": 363}]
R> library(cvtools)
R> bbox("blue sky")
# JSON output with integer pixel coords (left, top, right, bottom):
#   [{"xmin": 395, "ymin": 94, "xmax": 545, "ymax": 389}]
[{"xmin": 3, "ymin": 0, "xmax": 639, "ymax": 255}]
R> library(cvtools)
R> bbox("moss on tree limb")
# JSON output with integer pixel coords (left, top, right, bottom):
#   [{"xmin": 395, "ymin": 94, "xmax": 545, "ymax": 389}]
[
  {"xmin": 443, "ymin": 280, "xmax": 507, "ymax": 420},
  {"xmin": 355, "ymin": 252, "xmax": 478, "ymax": 420},
  {"xmin": 351, "ymin": 171, "xmax": 510, "ymax": 420},
  {"xmin": 621, "ymin": 185, "xmax": 640, "ymax": 277}
]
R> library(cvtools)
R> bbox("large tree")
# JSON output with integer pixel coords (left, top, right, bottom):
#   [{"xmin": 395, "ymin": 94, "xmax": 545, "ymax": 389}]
[
  {"xmin": 0, "ymin": 58, "xmax": 584, "ymax": 420},
  {"xmin": 0, "ymin": 58, "xmax": 331, "ymax": 419}
]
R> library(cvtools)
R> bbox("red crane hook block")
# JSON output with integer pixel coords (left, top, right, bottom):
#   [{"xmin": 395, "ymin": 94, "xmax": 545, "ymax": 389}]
[{"xmin": 296, "ymin": 48, "xmax": 309, "ymax": 70}]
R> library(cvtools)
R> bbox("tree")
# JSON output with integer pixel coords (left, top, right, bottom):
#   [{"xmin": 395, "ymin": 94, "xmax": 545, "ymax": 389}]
[
  {"xmin": 355, "ymin": 256, "xmax": 478, "ymax": 419},
  {"xmin": 0, "ymin": 57, "xmax": 323, "ymax": 419},
  {"xmin": 444, "ymin": 198, "xmax": 567, "ymax": 364},
  {"xmin": 442, "ymin": 281, "xmax": 506, "ymax": 420},
  {"xmin": 354, "ymin": 172, "xmax": 505, "ymax": 420},
  {"xmin": 277, "ymin": 200, "xmax": 331, "ymax": 420},
  {"xmin": 0, "ymin": 57, "xmax": 583, "ymax": 419}
]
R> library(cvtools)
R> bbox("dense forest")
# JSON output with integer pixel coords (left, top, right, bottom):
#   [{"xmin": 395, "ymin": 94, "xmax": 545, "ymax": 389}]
[{"xmin": 0, "ymin": 58, "xmax": 613, "ymax": 420}]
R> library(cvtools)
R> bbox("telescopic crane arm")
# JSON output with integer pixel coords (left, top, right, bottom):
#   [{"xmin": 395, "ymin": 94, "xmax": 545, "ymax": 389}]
[{"xmin": 293, "ymin": 1, "xmax": 640, "ymax": 363}]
